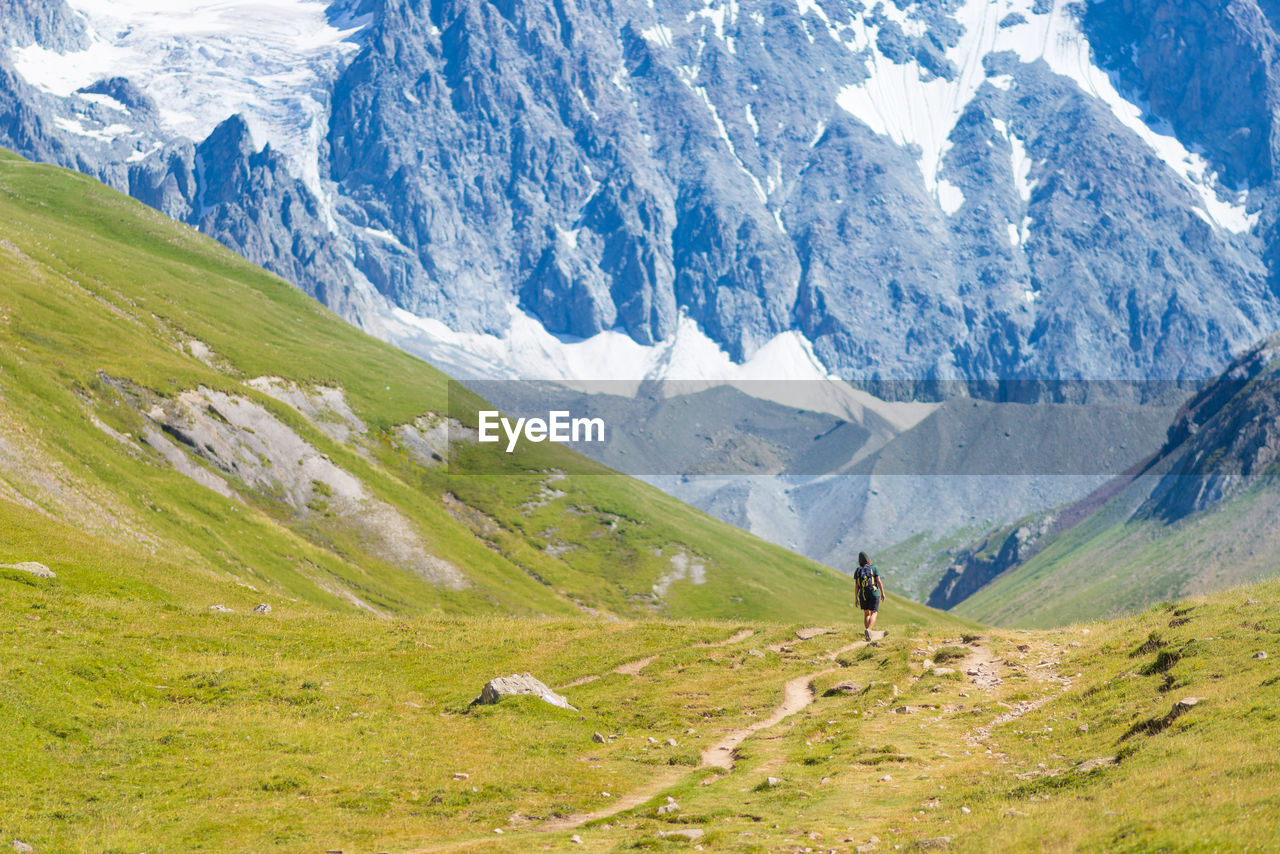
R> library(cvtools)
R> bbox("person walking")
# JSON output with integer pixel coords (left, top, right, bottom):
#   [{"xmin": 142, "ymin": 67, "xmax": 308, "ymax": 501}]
[{"xmin": 854, "ymin": 552, "xmax": 887, "ymax": 641}]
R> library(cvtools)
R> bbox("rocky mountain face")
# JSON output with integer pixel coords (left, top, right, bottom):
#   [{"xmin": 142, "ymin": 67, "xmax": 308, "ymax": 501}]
[
  {"xmin": 1136, "ymin": 332, "xmax": 1280, "ymax": 520},
  {"xmin": 1, "ymin": 0, "xmax": 1278, "ymax": 391},
  {"xmin": 927, "ymin": 330, "xmax": 1280, "ymax": 618}
]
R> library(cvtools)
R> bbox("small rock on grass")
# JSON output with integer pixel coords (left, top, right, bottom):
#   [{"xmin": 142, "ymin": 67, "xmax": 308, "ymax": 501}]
[
  {"xmin": 1254, "ymin": 651, "xmax": 1269, "ymax": 660},
  {"xmin": 253, "ymin": 603, "xmax": 272, "ymax": 614},
  {"xmin": 471, "ymin": 673, "xmax": 577, "ymax": 711},
  {"xmin": 878, "ymin": 775, "xmax": 892, "ymax": 782},
  {"xmin": 658, "ymin": 828, "xmax": 705, "ymax": 841},
  {"xmin": 208, "ymin": 604, "xmax": 233, "ymax": 612},
  {"xmin": 592, "ymin": 731, "xmax": 606, "ymax": 743},
  {"xmin": 916, "ymin": 837, "xmax": 952, "ymax": 849},
  {"xmin": 823, "ymin": 681, "xmax": 862, "ymax": 696},
  {"xmin": 570, "ymin": 834, "xmax": 583, "ymax": 844},
  {"xmin": 960, "ymin": 806, "xmax": 971, "ymax": 815},
  {"xmin": 13, "ymin": 841, "xmax": 35, "ymax": 854},
  {"xmin": 665, "ymin": 738, "xmax": 678, "ymax": 747}
]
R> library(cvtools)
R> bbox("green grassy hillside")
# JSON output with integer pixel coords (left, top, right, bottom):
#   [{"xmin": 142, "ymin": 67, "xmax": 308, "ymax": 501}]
[
  {"xmin": 0, "ymin": 146, "xmax": 963, "ymax": 627},
  {"xmin": 955, "ymin": 483, "xmax": 1280, "ymax": 628},
  {"xmin": 948, "ymin": 332, "xmax": 1280, "ymax": 629},
  {"xmin": 4, "ymin": 498, "xmax": 1276, "ymax": 851}
]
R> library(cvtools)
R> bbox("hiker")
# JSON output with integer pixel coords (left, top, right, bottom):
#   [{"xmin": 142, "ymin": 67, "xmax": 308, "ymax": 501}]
[{"xmin": 854, "ymin": 551, "xmax": 886, "ymax": 641}]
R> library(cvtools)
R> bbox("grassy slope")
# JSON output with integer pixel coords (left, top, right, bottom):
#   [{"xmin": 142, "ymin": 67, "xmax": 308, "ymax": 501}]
[
  {"xmin": 0, "ymin": 147, "xmax": 962, "ymax": 626},
  {"xmin": 0, "ymin": 493, "xmax": 957, "ymax": 852},
  {"xmin": 4, "ymin": 499, "xmax": 1277, "ymax": 851},
  {"xmin": 465, "ymin": 579, "xmax": 1280, "ymax": 853},
  {"xmin": 955, "ymin": 484, "xmax": 1280, "ymax": 629}
]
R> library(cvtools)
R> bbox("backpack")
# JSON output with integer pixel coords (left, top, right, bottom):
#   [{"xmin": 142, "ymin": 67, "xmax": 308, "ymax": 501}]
[{"xmin": 855, "ymin": 565, "xmax": 877, "ymax": 599}]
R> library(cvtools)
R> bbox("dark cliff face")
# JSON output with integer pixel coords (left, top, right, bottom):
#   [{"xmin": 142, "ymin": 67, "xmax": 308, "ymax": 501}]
[
  {"xmin": 125, "ymin": 116, "xmax": 358, "ymax": 311},
  {"xmin": 2, "ymin": 0, "xmax": 1280, "ymax": 391},
  {"xmin": 1138, "ymin": 333, "xmax": 1280, "ymax": 520}
]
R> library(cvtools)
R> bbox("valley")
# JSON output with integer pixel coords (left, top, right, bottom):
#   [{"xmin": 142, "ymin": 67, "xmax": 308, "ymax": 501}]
[{"xmin": 3, "ymin": 0, "xmax": 1280, "ymax": 846}]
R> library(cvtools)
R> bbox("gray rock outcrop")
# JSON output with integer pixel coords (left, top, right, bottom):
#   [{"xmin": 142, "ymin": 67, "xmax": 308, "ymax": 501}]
[{"xmin": 1, "ymin": 561, "xmax": 55, "ymax": 578}]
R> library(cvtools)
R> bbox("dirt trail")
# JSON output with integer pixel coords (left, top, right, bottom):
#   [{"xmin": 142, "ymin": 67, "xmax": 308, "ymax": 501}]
[
  {"xmin": 413, "ymin": 634, "xmax": 866, "ymax": 851},
  {"xmin": 613, "ymin": 654, "xmax": 657, "ymax": 676},
  {"xmin": 960, "ymin": 642, "xmax": 1003, "ymax": 689},
  {"xmin": 557, "ymin": 653, "xmax": 662, "ymax": 690},
  {"xmin": 699, "ymin": 628, "xmax": 755, "ymax": 647},
  {"xmin": 704, "ymin": 640, "xmax": 865, "ymax": 770},
  {"xmin": 767, "ymin": 625, "xmax": 833, "ymax": 652},
  {"xmin": 960, "ymin": 641, "xmax": 1074, "ymax": 749}
]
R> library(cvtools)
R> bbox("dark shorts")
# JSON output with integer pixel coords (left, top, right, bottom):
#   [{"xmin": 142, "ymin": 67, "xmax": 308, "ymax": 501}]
[{"xmin": 860, "ymin": 595, "xmax": 880, "ymax": 612}]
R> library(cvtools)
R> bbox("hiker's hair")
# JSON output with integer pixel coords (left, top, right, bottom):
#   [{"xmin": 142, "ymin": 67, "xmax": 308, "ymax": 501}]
[{"xmin": 858, "ymin": 552, "xmax": 870, "ymax": 567}]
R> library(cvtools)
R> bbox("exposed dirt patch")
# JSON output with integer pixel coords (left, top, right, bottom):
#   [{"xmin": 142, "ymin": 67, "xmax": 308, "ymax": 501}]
[
  {"xmin": 145, "ymin": 386, "xmax": 469, "ymax": 589},
  {"xmin": 960, "ymin": 643, "xmax": 1003, "ymax": 689},
  {"xmin": 248, "ymin": 377, "xmax": 368, "ymax": 446},
  {"xmin": 614, "ymin": 655, "xmax": 657, "ymax": 676},
  {"xmin": 699, "ymin": 628, "xmax": 755, "ymax": 648},
  {"xmin": 0, "ymin": 411, "xmax": 164, "ymax": 554},
  {"xmin": 653, "ymin": 549, "xmax": 707, "ymax": 599},
  {"xmin": 398, "ymin": 414, "xmax": 471, "ymax": 469}
]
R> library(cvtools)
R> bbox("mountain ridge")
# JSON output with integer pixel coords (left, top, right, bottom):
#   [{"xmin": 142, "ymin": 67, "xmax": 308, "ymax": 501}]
[{"xmin": 2, "ymin": 0, "xmax": 1278, "ymax": 392}]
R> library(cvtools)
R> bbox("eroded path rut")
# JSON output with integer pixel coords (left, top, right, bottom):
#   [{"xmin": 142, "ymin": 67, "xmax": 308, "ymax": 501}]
[
  {"xmin": 543, "ymin": 631, "xmax": 867, "ymax": 832},
  {"xmin": 412, "ymin": 629, "xmax": 881, "ymax": 852},
  {"xmin": 702, "ymin": 638, "xmax": 865, "ymax": 770}
]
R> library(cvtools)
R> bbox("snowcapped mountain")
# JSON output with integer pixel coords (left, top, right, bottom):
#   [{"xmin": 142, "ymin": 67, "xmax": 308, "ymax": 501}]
[
  {"xmin": 4, "ymin": 0, "xmax": 1280, "ymax": 593},
  {"xmin": 3, "ymin": 0, "xmax": 1278, "ymax": 392}
]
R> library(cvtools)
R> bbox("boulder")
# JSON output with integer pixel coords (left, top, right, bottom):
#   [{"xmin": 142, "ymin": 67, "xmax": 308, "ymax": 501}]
[
  {"xmin": 471, "ymin": 674, "xmax": 577, "ymax": 711},
  {"xmin": 1, "ymin": 561, "xmax": 54, "ymax": 578}
]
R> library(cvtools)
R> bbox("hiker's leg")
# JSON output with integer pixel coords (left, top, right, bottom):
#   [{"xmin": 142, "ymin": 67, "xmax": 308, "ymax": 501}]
[{"xmin": 868, "ymin": 609, "xmax": 878, "ymax": 631}]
